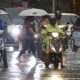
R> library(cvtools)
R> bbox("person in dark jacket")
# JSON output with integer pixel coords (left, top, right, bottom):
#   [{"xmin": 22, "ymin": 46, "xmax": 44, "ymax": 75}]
[{"xmin": 17, "ymin": 16, "xmax": 36, "ymax": 61}]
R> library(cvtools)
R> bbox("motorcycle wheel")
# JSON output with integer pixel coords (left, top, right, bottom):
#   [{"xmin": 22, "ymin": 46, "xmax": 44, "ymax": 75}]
[
  {"xmin": 52, "ymin": 53, "xmax": 62, "ymax": 69},
  {"xmin": 44, "ymin": 62, "xmax": 49, "ymax": 68},
  {"xmin": 42, "ymin": 52, "xmax": 50, "ymax": 68},
  {"xmin": 53, "ymin": 57, "xmax": 59, "ymax": 69}
]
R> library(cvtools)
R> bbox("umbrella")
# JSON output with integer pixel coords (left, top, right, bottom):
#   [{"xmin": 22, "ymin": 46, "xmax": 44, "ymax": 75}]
[
  {"xmin": 0, "ymin": 9, "xmax": 8, "ymax": 14},
  {"xmin": 19, "ymin": 8, "xmax": 48, "ymax": 16}
]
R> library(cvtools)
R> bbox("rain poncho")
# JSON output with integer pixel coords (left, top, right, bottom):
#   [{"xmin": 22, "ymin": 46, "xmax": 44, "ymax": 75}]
[{"xmin": 40, "ymin": 24, "xmax": 63, "ymax": 54}]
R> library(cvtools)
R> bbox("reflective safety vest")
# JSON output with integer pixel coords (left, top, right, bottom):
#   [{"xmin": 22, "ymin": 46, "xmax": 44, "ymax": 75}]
[{"xmin": 41, "ymin": 24, "xmax": 63, "ymax": 42}]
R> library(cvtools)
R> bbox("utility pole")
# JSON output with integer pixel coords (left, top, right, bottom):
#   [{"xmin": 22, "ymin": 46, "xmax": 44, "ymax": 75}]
[
  {"xmin": 55, "ymin": 0, "xmax": 61, "ymax": 10},
  {"xmin": 52, "ymin": 0, "xmax": 55, "ymax": 12}
]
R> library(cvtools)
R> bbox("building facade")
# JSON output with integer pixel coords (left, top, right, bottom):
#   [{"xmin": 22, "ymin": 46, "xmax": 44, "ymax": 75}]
[
  {"xmin": 61, "ymin": 0, "xmax": 80, "ymax": 15},
  {"xmin": 0, "ymin": 0, "xmax": 80, "ymax": 15}
]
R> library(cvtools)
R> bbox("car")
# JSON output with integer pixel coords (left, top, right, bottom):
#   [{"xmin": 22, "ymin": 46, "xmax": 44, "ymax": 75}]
[
  {"xmin": 49, "ymin": 13, "xmax": 79, "ymax": 36},
  {"xmin": 0, "ymin": 8, "xmax": 19, "ymax": 51},
  {"xmin": 0, "ymin": 8, "xmax": 12, "ymax": 25}
]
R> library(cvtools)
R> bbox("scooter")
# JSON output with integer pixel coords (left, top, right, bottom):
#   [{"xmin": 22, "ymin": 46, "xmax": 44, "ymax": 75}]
[
  {"xmin": 42, "ymin": 32, "xmax": 63, "ymax": 69},
  {"xmin": 62, "ymin": 26, "xmax": 69, "ymax": 51}
]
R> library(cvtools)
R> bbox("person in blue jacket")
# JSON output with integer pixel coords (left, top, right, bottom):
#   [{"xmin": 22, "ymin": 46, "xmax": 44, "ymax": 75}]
[{"xmin": 0, "ymin": 19, "xmax": 8, "ymax": 69}]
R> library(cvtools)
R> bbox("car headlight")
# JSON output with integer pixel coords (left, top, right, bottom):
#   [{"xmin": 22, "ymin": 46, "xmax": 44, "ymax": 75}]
[
  {"xmin": 8, "ymin": 24, "xmax": 22, "ymax": 34},
  {"xmin": 52, "ymin": 32, "xmax": 58, "ymax": 37},
  {"xmin": 9, "ymin": 46, "xmax": 14, "ymax": 51},
  {"xmin": 12, "ymin": 27, "xmax": 21, "ymax": 36}
]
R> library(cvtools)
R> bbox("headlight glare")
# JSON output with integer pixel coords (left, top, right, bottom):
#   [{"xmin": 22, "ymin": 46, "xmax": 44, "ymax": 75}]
[
  {"xmin": 52, "ymin": 32, "xmax": 58, "ymax": 37},
  {"xmin": 51, "ymin": 47, "xmax": 56, "ymax": 52}
]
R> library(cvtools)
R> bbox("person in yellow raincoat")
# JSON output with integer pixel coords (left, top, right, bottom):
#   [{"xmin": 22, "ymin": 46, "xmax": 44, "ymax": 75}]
[{"xmin": 40, "ymin": 16, "xmax": 65, "ymax": 68}]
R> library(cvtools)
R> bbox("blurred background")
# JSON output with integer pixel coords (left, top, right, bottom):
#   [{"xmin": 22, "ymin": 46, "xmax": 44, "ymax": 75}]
[{"xmin": 0, "ymin": 0, "xmax": 80, "ymax": 15}]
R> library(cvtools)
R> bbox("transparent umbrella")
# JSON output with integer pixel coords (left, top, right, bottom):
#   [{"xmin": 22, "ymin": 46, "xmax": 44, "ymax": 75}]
[
  {"xmin": 19, "ymin": 8, "xmax": 48, "ymax": 58},
  {"xmin": 19, "ymin": 8, "xmax": 48, "ymax": 16}
]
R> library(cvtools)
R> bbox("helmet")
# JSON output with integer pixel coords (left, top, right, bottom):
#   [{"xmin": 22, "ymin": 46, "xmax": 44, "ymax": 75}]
[
  {"xmin": 24, "ymin": 16, "xmax": 34, "ymax": 24},
  {"xmin": 42, "ymin": 15, "xmax": 49, "ymax": 19},
  {"xmin": 24, "ymin": 16, "xmax": 34, "ymax": 21},
  {"xmin": 55, "ymin": 9, "xmax": 62, "ymax": 20},
  {"xmin": 49, "ymin": 16, "xmax": 56, "ymax": 26}
]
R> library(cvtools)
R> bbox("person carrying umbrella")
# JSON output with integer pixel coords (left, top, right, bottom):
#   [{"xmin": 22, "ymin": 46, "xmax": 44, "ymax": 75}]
[{"xmin": 17, "ymin": 16, "xmax": 36, "ymax": 61}]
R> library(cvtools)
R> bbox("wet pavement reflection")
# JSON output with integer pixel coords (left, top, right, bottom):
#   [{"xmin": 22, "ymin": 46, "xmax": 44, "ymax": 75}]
[
  {"xmin": 0, "ymin": 50, "xmax": 37, "ymax": 80},
  {"xmin": 0, "ymin": 47, "xmax": 80, "ymax": 80}
]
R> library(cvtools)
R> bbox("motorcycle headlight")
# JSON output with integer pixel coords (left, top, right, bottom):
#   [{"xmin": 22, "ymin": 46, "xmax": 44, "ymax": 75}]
[
  {"xmin": 52, "ymin": 32, "xmax": 58, "ymax": 37},
  {"xmin": 34, "ymin": 33, "xmax": 39, "ymax": 39},
  {"xmin": 59, "ymin": 47, "xmax": 62, "ymax": 52},
  {"xmin": 51, "ymin": 46, "xmax": 56, "ymax": 52}
]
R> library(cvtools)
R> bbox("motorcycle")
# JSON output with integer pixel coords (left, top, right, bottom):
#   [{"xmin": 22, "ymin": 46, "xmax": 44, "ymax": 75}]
[
  {"xmin": 70, "ymin": 27, "xmax": 80, "ymax": 52},
  {"xmin": 0, "ymin": 30, "xmax": 8, "ymax": 68},
  {"xmin": 62, "ymin": 26, "xmax": 69, "ymax": 51},
  {"xmin": 41, "ymin": 31, "xmax": 63, "ymax": 69},
  {"xmin": 58, "ymin": 23, "xmax": 71, "ymax": 51}
]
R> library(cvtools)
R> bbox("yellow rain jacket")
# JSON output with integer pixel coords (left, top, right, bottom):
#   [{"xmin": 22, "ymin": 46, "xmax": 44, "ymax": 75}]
[{"xmin": 40, "ymin": 24, "xmax": 64, "ymax": 54}]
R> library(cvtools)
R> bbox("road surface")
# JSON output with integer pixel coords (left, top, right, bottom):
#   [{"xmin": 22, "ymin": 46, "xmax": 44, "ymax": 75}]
[{"xmin": 0, "ymin": 46, "xmax": 80, "ymax": 80}]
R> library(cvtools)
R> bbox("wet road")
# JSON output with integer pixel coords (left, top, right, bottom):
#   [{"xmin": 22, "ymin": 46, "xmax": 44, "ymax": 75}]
[{"xmin": 0, "ymin": 46, "xmax": 80, "ymax": 80}]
